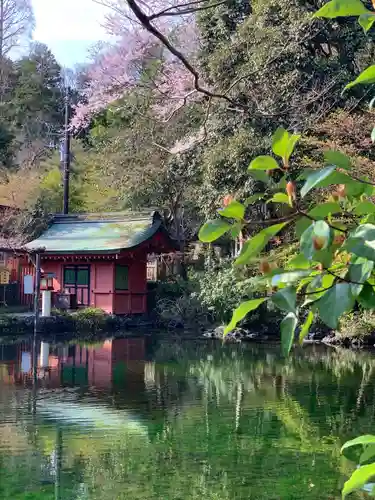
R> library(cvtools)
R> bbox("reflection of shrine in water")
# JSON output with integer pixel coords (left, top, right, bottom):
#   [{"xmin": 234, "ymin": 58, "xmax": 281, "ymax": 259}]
[
  {"xmin": 0, "ymin": 338, "xmax": 147, "ymax": 392},
  {"xmin": 0, "ymin": 336, "xmax": 189, "ymax": 428}
]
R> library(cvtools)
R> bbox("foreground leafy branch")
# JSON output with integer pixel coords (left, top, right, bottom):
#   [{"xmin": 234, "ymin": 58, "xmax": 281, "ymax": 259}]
[
  {"xmin": 199, "ymin": 125, "xmax": 375, "ymax": 349},
  {"xmin": 199, "ymin": 0, "xmax": 375, "ymax": 497}
]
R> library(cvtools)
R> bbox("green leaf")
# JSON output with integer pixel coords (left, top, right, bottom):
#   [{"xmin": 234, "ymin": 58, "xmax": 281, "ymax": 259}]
[
  {"xmin": 230, "ymin": 223, "xmax": 242, "ymax": 240},
  {"xmin": 218, "ymin": 201, "xmax": 245, "ymax": 220},
  {"xmin": 345, "ymin": 224, "xmax": 375, "ymax": 261},
  {"xmin": 244, "ymin": 194, "xmax": 263, "ymax": 206},
  {"xmin": 271, "ymin": 270, "xmax": 311, "ymax": 287},
  {"xmin": 288, "ymin": 253, "xmax": 312, "ymax": 270},
  {"xmin": 199, "ymin": 219, "xmax": 232, "ymax": 243},
  {"xmin": 235, "ymin": 222, "xmax": 288, "ymax": 265},
  {"xmin": 345, "ymin": 179, "xmax": 368, "ymax": 198},
  {"xmin": 345, "ymin": 65, "xmax": 375, "ymax": 91},
  {"xmin": 358, "ymin": 284, "xmax": 375, "ymax": 309},
  {"xmin": 296, "ymin": 217, "xmax": 311, "ymax": 239},
  {"xmin": 281, "ymin": 312, "xmax": 298, "ymax": 356},
  {"xmin": 313, "ymin": 248, "xmax": 335, "ymax": 268},
  {"xmin": 342, "ymin": 435, "xmax": 375, "ymax": 454},
  {"xmin": 348, "ymin": 257, "xmax": 374, "ymax": 296},
  {"xmin": 324, "ymin": 150, "xmax": 351, "ymax": 170},
  {"xmin": 249, "ymin": 155, "xmax": 279, "ymax": 171},
  {"xmin": 224, "ymin": 298, "xmax": 267, "ymax": 335},
  {"xmin": 309, "ymin": 202, "xmax": 342, "ymax": 218},
  {"xmin": 300, "ymin": 224, "xmax": 315, "ymax": 260},
  {"xmin": 272, "ymin": 127, "xmax": 300, "ymax": 164},
  {"xmin": 299, "ymin": 311, "xmax": 314, "ymax": 344},
  {"xmin": 354, "ymin": 201, "xmax": 375, "ymax": 216},
  {"xmin": 359, "ymin": 12, "xmax": 375, "ymax": 32},
  {"xmin": 360, "ymin": 445, "xmax": 375, "ymax": 465},
  {"xmin": 268, "ymin": 192, "xmax": 291, "ymax": 205},
  {"xmin": 342, "ymin": 463, "xmax": 375, "ymax": 498},
  {"xmin": 272, "ymin": 286, "xmax": 297, "ymax": 313},
  {"xmin": 304, "ymin": 274, "xmax": 336, "ymax": 305},
  {"xmin": 314, "ymin": 0, "xmax": 368, "ymax": 18},
  {"xmin": 301, "ymin": 166, "xmax": 336, "ymax": 198},
  {"xmin": 300, "ymin": 221, "xmax": 332, "ymax": 260},
  {"xmin": 309, "ymin": 169, "xmax": 349, "ymax": 189},
  {"xmin": 316, "ymin": 283, "xmax": 355, "ymax": 329},
  {"xmin": 276, "ymin": 176, "xmax": 287, "ymax": 191},
  {"xmin": 248, "ymin": 170, "xmax": 270, "ymax": 183},
  {"xmin": 313, "ymin": 220, "xmax": 332, "ymax": 250}
]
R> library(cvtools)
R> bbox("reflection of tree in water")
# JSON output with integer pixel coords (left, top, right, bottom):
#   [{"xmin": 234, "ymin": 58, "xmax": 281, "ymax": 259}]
[{"xmin": 2, "ymin": 342, "xmax": 375, "ymax": 499}]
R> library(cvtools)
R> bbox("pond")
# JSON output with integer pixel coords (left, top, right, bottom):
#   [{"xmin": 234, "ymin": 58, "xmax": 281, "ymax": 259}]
[{"xmin": 0, "ymin": 336, "xmax": 373, "ymax": 499}]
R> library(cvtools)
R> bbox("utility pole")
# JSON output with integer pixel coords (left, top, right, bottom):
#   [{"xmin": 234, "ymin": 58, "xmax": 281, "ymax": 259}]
[
  {"xmin": 62, "ymin": 91, "xmax": 71, "ymax": 215},
  {"xmin": 32, "ymin": 251, "xmax": 41, "ymax": 387}
]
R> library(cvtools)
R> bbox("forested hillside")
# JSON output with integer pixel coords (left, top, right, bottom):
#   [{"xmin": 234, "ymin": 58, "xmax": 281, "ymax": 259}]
[
  {"xmin": 3, "ymin": 0, "xmax": 375, "ymax": 233},
  {"xmin": 68, "ymin": 0, "xmax": 375, "ymax": 231}
]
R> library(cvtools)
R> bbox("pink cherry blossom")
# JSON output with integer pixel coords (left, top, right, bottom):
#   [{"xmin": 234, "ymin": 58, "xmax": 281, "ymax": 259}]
[{"xmin": 71, "ymin": 0, "xmax": 201, "ymax": 129}]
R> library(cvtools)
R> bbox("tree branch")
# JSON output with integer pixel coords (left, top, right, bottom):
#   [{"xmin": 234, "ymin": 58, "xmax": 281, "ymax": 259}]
[
  {"xmin": 347, "ymin": 173, "xmax": 375, "ymax": 187},
  {"xmin": 126, "ymin": 0, "xmax": 247, "ymax": 111},
  {"xmin": 297, "ymin": 209, "xmax": 347, "ymax": 234},
  {"xmin": 149, "ymin": 0, "xmax": 228, "ymax": 19}
]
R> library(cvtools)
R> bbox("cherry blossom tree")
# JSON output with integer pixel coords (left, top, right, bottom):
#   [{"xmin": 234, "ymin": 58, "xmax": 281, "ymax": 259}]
[{"xmin": 71, "ymin": 0, "xmax": 211, "ymax": 129}]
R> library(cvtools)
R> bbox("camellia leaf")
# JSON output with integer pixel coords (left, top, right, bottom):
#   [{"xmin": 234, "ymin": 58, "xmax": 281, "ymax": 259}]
[
  {"xmin": 199, "ymin": 219, "xmax": 232, "ymax": 243},
  {"xmin": 309, "ymin": 202, "xmax": 342, "ymax": 218},
  {"xmin": 316, "ymin": 283, "xmax": 355, "ymax": 329},
  {"xmin": 354, "ymin": 201, "xmax": 375, "ymax": 216},
  {"xmin": 272, "ymin": 127, "xmax": 300, "ymax": 164},
  {"xmin": 296, "ymin": 217, "xmax": 312, "ymax": 239},
  {"xmin": 345, "ymin": 224, "xmax": 375, "ymax": 261},
  {"xmin": 299, "ymin": 311, "xmax": 314, "ymax": 345},
  {"xmin": 303, "ymin": 274, "xmax": 336, "ymax": 305},
  {"xmin": 313, "ymin": 220, "xmax": 332, "ymax": 250},
  {"xmin": 306, "ymin": 170, "xmax": 351, "ymax": 192},
  {"xmin": 360, "ymin": 444, "xmax": 375, "ymax": 465},
  {"xmin": 288, "ymin": 253, "xmax": 312, "ymax": 270},
  {"xmin": 300, "ymin": 224, "xmax": 315, "ymax": 260},
  {"xmin": 359, "ymin": 12, "xmax": 375, "ymax": 32},
  {"xmin": 342, "ymin": 435, "xmax": 375, "ymax": 454},
  {"xmin": 300, "ymin": 221, "xmax": 332, "ymax": 260},
  {"xmin": 235, "ymin": 222, "xmax": 288, "ymax": 265},
  {"xmin": 272, "ymin": 286, "xmax": 297, "ymax": 313},
  {"xmin": 218, "ymin": 200, "xmax": 245, "ymax": 220},
  {"xmin": 348, "ymin": 257, "xmax": 374, "ymax": 297},
  {"xmin": 314, "ymin": 0, "xmax": 368, "ymax": 18},
  {"xmin": 272, "ymin": 127, "xmax": 289, "ymax": 157},
  {"xmin": 281, "ymin": 312, "xmax": 298, "ymax": 356},
  {"xmin": 244, "ymin": 194, "xmax": 264, "ymax": 206},
  {"xmin": 345, "ymin": 65, "xmax": 375, "ymax": 91},
  {"xmin": 358, "ymin": 284, "xmax": 375, "ymax": 309},
  {"xmin": 230, "ymin": 223, "xmax": 242, "ymax": 239},
  {"xmin": 248, "ymin": 170, "xmax": 270, "ymax": 183},
  {"xmin": 342, "ymin": 463, "xmax": 375, "ymax": 498},
  {"xmin": 324, "ymin": 150, "xmax": 351, "ymax": 170},
  {"xmin": 249, "ymin": 155, "xmax": 279, "ymax": 171},
  {"xmin": 268, "ymin": 192, "xmax": 291, "ymax": 205},
  {"xmin": 301, "ymin": 166, "xmax": 336, "ymax": 198},
  {"xmin": 224, "ymin": 298, "xmax": 267, "ymax": 335},
  {"xmin": 313, "ymin": 248, "xmax": 335, "ymax": 268},
  {"xmin": 271, "ymin": 270, "xmax": 311, "ymax": 287}
]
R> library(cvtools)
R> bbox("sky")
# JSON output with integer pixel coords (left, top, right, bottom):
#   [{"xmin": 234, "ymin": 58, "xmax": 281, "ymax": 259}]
[{"xmin": 32, "ymin": 0, "xmax": 110, "ymax": 67}]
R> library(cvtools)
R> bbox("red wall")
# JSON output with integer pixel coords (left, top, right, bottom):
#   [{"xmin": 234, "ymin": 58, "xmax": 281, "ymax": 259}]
[{"xmin": 37, "ymin": 253, "xmax": 148, "ymax": 315}]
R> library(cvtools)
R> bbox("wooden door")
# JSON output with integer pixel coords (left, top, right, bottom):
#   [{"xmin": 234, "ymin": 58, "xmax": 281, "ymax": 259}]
[{"xmin": 63, "ymin": 265, "xmax": 90, "ymax": 306}]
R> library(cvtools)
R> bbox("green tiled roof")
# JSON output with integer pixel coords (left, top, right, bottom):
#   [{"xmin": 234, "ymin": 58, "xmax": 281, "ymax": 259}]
[{"xmin": 25, "ymin": 211, "xmax": 164, "ymax": 253}]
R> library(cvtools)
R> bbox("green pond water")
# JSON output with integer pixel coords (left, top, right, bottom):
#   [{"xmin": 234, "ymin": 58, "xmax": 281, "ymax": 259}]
[{"xmin": 0, "ymin": 337, "xmax": 373, "ymax": 499}]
